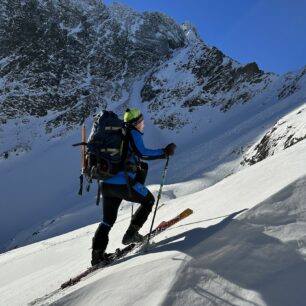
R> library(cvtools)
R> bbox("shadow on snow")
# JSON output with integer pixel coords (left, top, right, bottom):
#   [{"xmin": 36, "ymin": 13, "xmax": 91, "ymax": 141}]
[{"xmin": 148, "ymin": 209, "xmax": 306, "ymax": 306}]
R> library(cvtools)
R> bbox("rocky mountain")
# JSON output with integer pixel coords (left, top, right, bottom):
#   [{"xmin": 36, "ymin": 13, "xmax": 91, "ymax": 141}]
[
  {"xmin": 140, "ymin": 22, "xmax": 274, "ymax": 129},
  {"xmin": 242, "ymin": 103, "xmax": 306, "ymax": 165},
  {"xmin": 0, "ymin": 0, "xmax": 185, "ymax": 157},
  {"xmin": 0, "ymin": 0, "xmax": 305, "ymax": 161},
  {"xmin": 0, "ymin": 0, "xmax": 185, "ymax": 125}
]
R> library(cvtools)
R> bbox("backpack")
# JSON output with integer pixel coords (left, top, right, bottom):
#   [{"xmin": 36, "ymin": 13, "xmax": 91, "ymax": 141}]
[
  {"xmin": 85, "ymin": 110, "xmax": 125, "ymax": 180},
  {"xmin": 73, "ymin": 110, "xmax": 130, "ymax": 199}
]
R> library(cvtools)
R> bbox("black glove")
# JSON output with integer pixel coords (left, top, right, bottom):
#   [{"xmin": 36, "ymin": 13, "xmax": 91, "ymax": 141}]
[{"xmin": 164, "ymin": 143, "xmax": 176, "ymax": 157}]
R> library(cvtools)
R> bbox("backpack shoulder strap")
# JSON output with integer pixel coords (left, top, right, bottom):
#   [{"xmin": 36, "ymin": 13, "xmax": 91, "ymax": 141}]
[{"xmin": 120, "ymin": 125, "xmax": 130, "ymax": 162}]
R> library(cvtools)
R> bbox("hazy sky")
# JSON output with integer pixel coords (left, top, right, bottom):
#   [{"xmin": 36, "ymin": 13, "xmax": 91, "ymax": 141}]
[{"xmin": 103, "ymin": 0, "xmax": 306, "ymax": 75}]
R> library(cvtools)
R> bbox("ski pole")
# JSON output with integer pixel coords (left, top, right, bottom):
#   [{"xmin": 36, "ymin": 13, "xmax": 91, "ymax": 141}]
[{"xmin": 147, "ymin": 157, "xmax": 170, "ymax": 244}]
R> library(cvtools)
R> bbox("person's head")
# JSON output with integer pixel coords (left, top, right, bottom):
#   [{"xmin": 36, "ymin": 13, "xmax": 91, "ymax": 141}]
[{"xmin": 124, "ymin": 108, "xmax": 144, "ymax": 132}]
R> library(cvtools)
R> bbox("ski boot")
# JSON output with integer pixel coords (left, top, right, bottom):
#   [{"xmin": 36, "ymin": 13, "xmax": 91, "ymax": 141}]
[
  {"xmin": 122, "ymin": 224, "xmax": 144, "ymax": 245},
  {"xmin": 91, "ymin": 249, "xmax": 111, "ymax": 266}
]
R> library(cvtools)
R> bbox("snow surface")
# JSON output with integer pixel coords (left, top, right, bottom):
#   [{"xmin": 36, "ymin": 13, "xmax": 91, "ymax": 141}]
[{"xmin": 0, "ymin": 138, "xmax": 306, "ymax": 306}]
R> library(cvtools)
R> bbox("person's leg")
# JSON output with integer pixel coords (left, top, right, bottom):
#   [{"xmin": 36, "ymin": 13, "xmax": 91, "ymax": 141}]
[
  {"xmin": 107, "ymin": 181, "xmax": 155, "ymax": 224},
  {"xmin": 91, "ymin": 190, "xmax": 122, "ymax": 265},
  {"xmin": 102, "ymin": 181, "xmax": 155, "ymax": 224},
  {"xmin": 92, "ymin": 196, "xmax": 122, "ymax": 250},
  {"xmin": 129, "ymin": 181, "xmax": 154, "ymax": 228},
  {"xmin": 100, "ymin": 181, "xmax": 155, "ymax": 244},
  {"xmin": 113, "ymin": 181, "xmax": 155, "ymax": 244}
]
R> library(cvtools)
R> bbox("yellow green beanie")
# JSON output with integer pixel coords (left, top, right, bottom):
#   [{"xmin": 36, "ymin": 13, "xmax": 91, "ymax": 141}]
[{"xmin": 124, "ymin": 108, "xmax": 143, "ymax": 125}]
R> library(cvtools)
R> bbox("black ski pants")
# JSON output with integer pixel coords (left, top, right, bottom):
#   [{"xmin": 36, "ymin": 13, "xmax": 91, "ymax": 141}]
[{"xmin": 92, "ymin": 163, "xmax": 155, "ymax": 251}]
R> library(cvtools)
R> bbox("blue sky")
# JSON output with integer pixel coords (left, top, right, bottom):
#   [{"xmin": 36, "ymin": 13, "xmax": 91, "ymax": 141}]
[{"xmin": 103, "ymin": 0, "xmax": 306, "ymax": 75}]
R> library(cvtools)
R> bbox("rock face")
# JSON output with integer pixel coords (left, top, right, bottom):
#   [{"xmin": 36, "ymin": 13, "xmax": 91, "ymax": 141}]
[
  {"xmin": 0, "ymin": 0, "xmax": 185, "ymax": 131},
  {"xmin": 0, "ymin": 0, "xmax": 305, "ymax": 159},
  {"xmin": 242, "ymin": 104, "xmax": 306, "ymax": 165},
  {"xmin": 140, "ymin": 22, "xmax": 274, "ymax": 128},
  {"xmin": 278, "ymin": 67, "xmax": 306, "ymax": 100}
]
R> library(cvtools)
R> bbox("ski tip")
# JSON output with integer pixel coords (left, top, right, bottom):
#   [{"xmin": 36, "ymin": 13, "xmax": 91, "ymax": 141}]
[{"xmin": 181, "ymin": 208, "xmax": 193, "ymax": 217}]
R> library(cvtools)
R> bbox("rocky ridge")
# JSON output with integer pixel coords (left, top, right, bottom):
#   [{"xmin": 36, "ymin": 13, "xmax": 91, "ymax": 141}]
[
  {"xmin": 242, "ymin": 103, "xmax": 306, "ymax": 165},
  {"xmin": 141, "ymin": 22, "xmax": 274, "ymax": 129}
]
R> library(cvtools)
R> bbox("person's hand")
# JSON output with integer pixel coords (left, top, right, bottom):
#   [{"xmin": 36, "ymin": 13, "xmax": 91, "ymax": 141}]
[{"xmin": 164, "ymin": 143, "xmax": 176, "ymax": 157}]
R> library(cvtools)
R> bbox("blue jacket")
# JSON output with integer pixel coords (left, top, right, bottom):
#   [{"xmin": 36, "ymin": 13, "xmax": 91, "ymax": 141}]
[{"xmin": 103, "ymin": 128, "xmax": 165, "ymax": 184}]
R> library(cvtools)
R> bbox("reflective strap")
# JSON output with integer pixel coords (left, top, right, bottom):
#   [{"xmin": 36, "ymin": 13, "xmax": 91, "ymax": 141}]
[
  {"xmin": 100, "ymin": 148, "xmax": 120, "ymax": 156},
  {"xmin": 105, "ymin": 126, "xmax": 122, "ymax": 131}
]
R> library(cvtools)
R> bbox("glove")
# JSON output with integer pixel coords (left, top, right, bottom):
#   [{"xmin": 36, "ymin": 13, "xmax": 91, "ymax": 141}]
[{"xmin": 163, "ymin": 143, "xmax": 176, "ymax": 157}]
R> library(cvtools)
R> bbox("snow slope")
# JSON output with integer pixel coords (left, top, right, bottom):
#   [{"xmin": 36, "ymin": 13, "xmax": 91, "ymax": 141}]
[
  {"xmin": 0, "ymin": 139, "xmax": 306, "ymax": 306},
  {"xmin": 1, "ymin": 0, "xmax": 306, "ymax": 252}
]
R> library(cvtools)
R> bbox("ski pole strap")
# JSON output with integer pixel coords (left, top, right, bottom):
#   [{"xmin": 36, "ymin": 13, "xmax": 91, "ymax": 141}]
[
  {"xmin": 147, "ymin": 157, "xmax": 170, "ymax": 244},
  {"xmin": 72, "ymin": 142, "xmax": 89, "ymax": 147},
  {"xmin": 78, "ymin": 174, "xmax": 83, "ymax": 195},
  {"xmin": 123, "ymin": 169, "xmax": 133, "ymax": 198},
  {"xmin": 96, "ymin": 181, "xmax": 101, "ymax": 206},
  {"xmin": 123, "ymin": 152, "xmax": 136, "ymax": 198}
]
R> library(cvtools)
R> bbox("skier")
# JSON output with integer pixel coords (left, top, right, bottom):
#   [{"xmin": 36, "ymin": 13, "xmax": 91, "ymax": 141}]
[{"xmin": 91, "ymin": 109, "xmax": 176, "ymax": 265}]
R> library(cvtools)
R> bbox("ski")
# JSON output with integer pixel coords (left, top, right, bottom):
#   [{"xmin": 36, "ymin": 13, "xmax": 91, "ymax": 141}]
[{"xmin": 60, "ymin": 208, "xmax": 193, "ymax": 289}]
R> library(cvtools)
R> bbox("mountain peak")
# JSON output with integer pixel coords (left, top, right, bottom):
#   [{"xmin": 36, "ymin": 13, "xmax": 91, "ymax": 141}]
[
  {"xmin": 182, "ymin": 21, "xmax": 202, "ymax": 43},
  {"xmin": 109, "ymin": 1, "xmax": 140, "ymax": 17}
]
